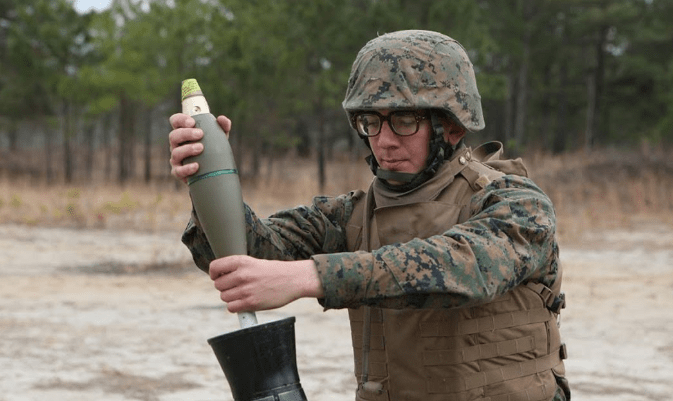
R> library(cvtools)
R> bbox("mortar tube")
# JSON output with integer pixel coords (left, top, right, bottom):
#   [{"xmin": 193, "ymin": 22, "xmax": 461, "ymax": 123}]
[{"xmin": 181, "ymin": 78, "xmax": 257, "ymax": 329}]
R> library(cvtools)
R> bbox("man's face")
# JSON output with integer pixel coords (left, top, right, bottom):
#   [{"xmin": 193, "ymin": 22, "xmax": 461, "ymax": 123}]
[
  {"xmin": 366, "ymin": 110, "xmax": 466, "ymax": 184},
  {"xmin": 367, "ymin": 110, "xmax": 432, "ymax": 178}
]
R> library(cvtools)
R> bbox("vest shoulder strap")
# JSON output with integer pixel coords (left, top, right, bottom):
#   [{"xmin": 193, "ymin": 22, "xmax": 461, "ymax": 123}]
[
  {"xmin": 472, "ymin": 141, "xmax": 529, "ymax": 177},
  {"xmin": 345, "ymin": 189, "xmax": 368, "ymax": 252},
  {"xmin": 472, "ymin": 141, "xmax": 504, "ymax": 162},
  {"xmin": 459, "ymin": 160, "xmax": 505, "ymax": 192}
]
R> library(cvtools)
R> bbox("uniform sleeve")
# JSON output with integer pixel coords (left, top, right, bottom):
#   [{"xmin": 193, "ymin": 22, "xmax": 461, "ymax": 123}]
[
  {"xmin": 181, "ymin": 191, "xmax": 362, "ymax": 273},
  {"xmin": 312, "ymin": 175, "xmax": 560, "ymax": 310}
]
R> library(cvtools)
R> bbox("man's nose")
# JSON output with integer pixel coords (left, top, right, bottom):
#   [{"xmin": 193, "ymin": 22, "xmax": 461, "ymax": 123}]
[{"xmin": 377, "ymin": 121, "xmax": 399, "ymax": 146}]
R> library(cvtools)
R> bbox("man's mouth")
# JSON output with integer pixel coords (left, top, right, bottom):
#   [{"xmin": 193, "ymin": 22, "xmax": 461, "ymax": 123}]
[{"xmin": 380, "ymin": 159, "xmax": 406, "ymax": 169}]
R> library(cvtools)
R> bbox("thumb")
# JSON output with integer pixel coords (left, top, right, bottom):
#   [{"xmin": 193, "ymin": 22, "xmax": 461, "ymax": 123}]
[{"xmin": 216, "ymin": 115, "xmax": 232, "ymax": 138}]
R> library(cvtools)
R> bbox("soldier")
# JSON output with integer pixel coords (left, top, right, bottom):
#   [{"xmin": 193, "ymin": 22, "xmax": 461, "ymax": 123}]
[{"xmin": 169, "ymin": 30, "xmax": 570, "ymax": 401}]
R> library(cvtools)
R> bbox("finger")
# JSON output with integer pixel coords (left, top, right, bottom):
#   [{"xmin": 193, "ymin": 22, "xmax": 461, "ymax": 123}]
[
  {"xmin": 221, "ymin": 287, "xmax": 261, "ymax": 314},
  {"xmin": 213, "ymin": 268, "xmax": 241, "ymax": 293},
  {"xmin": 169, "ymin": 128, "xmax": 203, "ymax": 151},
  {"xmin": 209, "ymin": 255, "xmax": 243, "ymax": 281},
  {"xmin": 219, "ymin": 284, "xmax": 244, "ymax": 302},
  {"xmin": 225, "ymin": 299, "xmax": 250, "ymax": 314},
  {"xmin": 169, "ymin": 113, "xmax": 196, "ymax": 130},
  {"xmin": 170, "ymin": 142, "xmax": 203, "ymax": 167},
  {"xmin": 170, "ymin": 142, "xmax": 202, "ymax": 181},
  {"xmin": 171, "ymin": 163, "xmax": 199, "ymax": 182}
]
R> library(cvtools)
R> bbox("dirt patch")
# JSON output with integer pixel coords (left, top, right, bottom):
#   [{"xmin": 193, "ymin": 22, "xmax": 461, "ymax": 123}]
[
  {"xmin": 1, "ymin": 222, "xmax": 672, "ymax": 400},
  {"xmin": 35, "ymin": 370, "xmax": 200, "ymax": 401}
]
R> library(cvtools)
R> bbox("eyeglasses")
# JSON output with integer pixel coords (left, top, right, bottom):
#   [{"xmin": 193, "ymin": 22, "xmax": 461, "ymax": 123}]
[{"xmin": 353, "ymin": 111, "xmax": 428, "ymax": 137}]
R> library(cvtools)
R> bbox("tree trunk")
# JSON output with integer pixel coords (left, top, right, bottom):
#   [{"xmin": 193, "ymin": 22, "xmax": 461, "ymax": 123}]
[
  {"xmin": 45, "ymin": 123, "xmax": 54, "ymax": 185},
  {"xmin": 585, "ymin": 72, "xmax": 596, "ymax": 151},
  {"xmin": 513, "ymin": 49, "xmax": 529, "ymax": 148},
  {"xmin": 251, "ymin": 121, "xmax": 261, "ymax": 179},
  {"xmin": 129, "ymin": 116, "xmax": 136, "ymax": 181},
  {"xmin": 553, "ymin": 60, "xmax": 569, "ymax": 154},
  {"xmin": 513, "ymin": 0, "xmax": 533, "ymax": 149},
  {"xmin": 119, "ymin": 98, "xmax": 127, "ymax": 184},
  {"xmin": 539, "ymin": 63, "xmax": 553, "ymax": 149},
  {"xmin": 504, "ymin": 70, "xmax": 515, "ymax": 144},
  {"xmin": 104, "ymin": 112, "xmax": 113, "ymax": 182},
  {"xmin": 85, "ymin": 123, "xmax": 95, "ymax": 183},
  {"xmin": 585, "ymin": 25, "xmax": 607, "ymax": 151},
  {"xmin": 552, "ymin": 17, "xmax": 570, "ymax": 154},
  {"xmin": 317, "ymin": 105, "xmax": 326, "ymax": 193},
  {"xmin": 63, "ymin": 102, "xmax": 74, "ymax": 184},
  {"xmin": 8, "ymin": 120, "xmax": 17, "ymax": 152},
  {"xmin": 119, "ymin": 95, "xmax": 135, "ymax": 184},
  {"xmin": 144, "ymin": 106, "xmax": 152, "ymax": 183}
]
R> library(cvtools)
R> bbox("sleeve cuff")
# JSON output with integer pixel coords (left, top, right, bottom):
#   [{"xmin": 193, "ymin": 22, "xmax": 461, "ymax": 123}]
[{"xmin": 311, "ymin": 251, "xmax": 374, "ymax": 310}]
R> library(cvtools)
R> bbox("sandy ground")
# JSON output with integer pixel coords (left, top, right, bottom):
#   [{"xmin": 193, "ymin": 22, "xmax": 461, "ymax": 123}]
[{"xmin": 1, "ymin": 222, "xmax": 672, "ymax": 401}]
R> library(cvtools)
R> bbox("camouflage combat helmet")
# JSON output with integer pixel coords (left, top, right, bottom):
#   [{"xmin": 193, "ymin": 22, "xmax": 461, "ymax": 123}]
[
  {"xmin": 343, "ymin": 30, "xmax": 485, "ymax": 190},
  {"xmin": 343, "ymin": 30, "xmax": 484, "ymax": 132}
]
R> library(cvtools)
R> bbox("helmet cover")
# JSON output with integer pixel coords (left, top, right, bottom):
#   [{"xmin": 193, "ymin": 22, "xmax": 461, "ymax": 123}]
[{"xmin": 343, "ymin": 30, "xmax": 484, "ymax": 133}]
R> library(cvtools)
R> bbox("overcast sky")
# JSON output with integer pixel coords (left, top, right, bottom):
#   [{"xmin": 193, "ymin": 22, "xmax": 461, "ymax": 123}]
[{"xmin": 72, "ymin": 0, "xmax": 113, "ymax": 14}]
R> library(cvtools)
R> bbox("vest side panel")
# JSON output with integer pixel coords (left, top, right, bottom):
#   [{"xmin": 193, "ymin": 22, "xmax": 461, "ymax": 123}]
[{"xmin": 345, "ymin": 153, "xmax": 565, "ymax": 401}]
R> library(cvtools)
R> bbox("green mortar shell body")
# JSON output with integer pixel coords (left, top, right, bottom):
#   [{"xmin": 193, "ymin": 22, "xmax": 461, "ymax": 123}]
[{"xmin": 185, "ymin": 113, "xmax": 247, "ymax": 259}]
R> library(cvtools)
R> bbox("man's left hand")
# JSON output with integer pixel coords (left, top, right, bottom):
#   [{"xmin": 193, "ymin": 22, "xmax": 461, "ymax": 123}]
[{"xmin": 209, "ymin": 255, "xmax": 324, "ymax": 313}]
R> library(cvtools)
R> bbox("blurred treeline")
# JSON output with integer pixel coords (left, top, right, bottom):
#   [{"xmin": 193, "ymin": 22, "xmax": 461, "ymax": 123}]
[{"xmin": 1, "ymin": 0, "xmax": 672, "ymax": 187}]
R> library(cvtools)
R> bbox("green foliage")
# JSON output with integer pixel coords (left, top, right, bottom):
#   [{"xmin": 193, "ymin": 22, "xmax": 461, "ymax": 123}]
[
  {"xmin": 476, "ymin": 72, "xmax": 509, "ymax": 101},
  {"xmin": 1, "ymin": 0, "xmax": 672, "ymax": 161},
  {"xmin": 0, "ymin": 0, "xmax": 90, "ymax": 118}
]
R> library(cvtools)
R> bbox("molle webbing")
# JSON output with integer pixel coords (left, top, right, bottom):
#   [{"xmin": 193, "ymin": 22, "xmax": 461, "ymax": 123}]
[
  {"xmin": 426, "ymin": 349, "xmax": 563, "ymax": 394},
  {"xmin": 418, "ymin": 287, "xmax": 564, "ymax": 395},
  {"xmin": 423, "ymin": 336, "xmax": 536, "ymax": 366},
  {"xmin": 475, "ymin": 384, "xmax": 557, "ymax": 401},
  {"xmin": 449, "ymin": 383, "xmax": 556, "ymax": 401},
  {"xmin": 419, "ymin": 307, "xmax": 553, "ymax": 337}
]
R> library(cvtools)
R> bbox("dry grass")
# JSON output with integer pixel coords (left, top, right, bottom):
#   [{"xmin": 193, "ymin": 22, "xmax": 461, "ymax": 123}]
[
  {"xmin": 1, "ymin": 148, "xmax": 672, "ymax": 245},
  {"xmin": 0, "ymin": 179, "xmax": 192, "ymax": 232},
  {"xmin": 528, "ymin": 148, "xmax": 673, "ymax": 243},
  {"xmin": 0, "ymin": 155, "xmax": 373, "ymax": 233}
]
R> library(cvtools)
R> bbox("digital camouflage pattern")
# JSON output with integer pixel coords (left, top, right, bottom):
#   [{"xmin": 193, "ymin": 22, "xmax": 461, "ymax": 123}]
[
  {"xmin": 182, "ymin": 174, "xmax": 560, "ymax": 312},
  {"xmin": 342, "ymin": 30, "xmax": 485, "ymax": 133}
]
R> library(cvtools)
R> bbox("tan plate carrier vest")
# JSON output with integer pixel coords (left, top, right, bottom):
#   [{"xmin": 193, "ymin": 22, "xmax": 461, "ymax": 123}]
[{"xmin": 345, "ymin": 143, "xmax": 567, "ymax": 401}]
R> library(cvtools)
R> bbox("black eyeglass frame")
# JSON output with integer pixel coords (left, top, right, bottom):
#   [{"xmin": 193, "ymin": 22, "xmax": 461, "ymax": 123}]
[{"xmin": 351, "ymin": 110, "xmax": 429, "ymax": 138}]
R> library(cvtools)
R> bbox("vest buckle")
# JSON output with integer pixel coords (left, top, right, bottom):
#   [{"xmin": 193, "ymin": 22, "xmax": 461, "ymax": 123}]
[
  {"xmin": 559, "ymin": 343, "xmax": 568, "ymax": 360},
  {"xmin": 550, "ymin": 292, "xmax": 566, "ymax": 314},
  {"xmin": 362, "ymin": 381, "xmax": 384, "ymax": 395},
  {"xmin": 526, "ymin": 282, "xmax": 565, "ymax": 314}
]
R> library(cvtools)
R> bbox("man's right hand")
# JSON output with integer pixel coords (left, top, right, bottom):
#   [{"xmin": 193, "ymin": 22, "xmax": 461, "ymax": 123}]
[{"xmin": 168, "ymin": 113, "xmax": 232, "ymax": 184}]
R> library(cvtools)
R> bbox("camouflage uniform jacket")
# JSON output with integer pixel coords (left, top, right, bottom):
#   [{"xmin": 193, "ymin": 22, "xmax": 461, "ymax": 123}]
[{"xmin": 182, "ymin": 155, "xmax": 560, "ymax": 313}]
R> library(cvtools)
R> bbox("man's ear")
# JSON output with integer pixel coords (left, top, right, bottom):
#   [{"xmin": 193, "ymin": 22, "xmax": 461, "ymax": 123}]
[{"xmin": 443, "ymin": 123, "xmax": 467, "ymax": 146}]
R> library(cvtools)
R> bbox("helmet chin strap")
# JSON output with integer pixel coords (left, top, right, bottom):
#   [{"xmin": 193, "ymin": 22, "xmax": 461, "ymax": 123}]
[{"xmin": 366, "ymin": 111, "xmax": 460, "ymax": 191}]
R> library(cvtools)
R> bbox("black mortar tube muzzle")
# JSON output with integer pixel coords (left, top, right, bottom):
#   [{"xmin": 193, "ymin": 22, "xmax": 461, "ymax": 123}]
[{"xmin": 208, "ymin": 317, "xmax": 308, "ymax": 401}]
